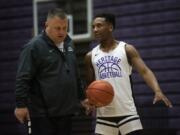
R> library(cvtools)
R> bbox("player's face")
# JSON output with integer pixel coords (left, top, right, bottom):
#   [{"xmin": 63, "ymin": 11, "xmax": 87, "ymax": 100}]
[
  {"xmin": 45, "ymin": 16, "xmax": 68, "ymax": 44},
  {"xmin": 92, "ymin": 17, "xmax": 112, "ymax": 41}
]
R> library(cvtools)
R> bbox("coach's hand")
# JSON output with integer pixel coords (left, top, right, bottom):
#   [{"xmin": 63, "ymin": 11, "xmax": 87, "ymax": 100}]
[{"xmin": 14, "ymin": 107, "xmax": 30, "ymax": 124}]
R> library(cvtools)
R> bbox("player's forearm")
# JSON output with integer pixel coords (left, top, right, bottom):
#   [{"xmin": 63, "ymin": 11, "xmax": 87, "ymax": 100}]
[
  {"xmin": 85, "ymin": 75, "xmax": 94, "ymax": 86},
  {"xmin": 142, "ymin": 69, "xmax": 162, "ymax": 94}
]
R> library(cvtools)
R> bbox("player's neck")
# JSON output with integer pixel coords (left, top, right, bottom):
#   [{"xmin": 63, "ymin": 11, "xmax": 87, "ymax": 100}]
[{"xmin": 100, "ymin": 38, "xmax": 118, "ymax": 52}]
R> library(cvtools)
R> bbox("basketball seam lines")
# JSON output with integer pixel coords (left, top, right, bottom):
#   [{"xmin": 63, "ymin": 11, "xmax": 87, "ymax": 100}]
[{"xmin": 87, "ymin": 88, "xmax": 114, "ymax": 95}]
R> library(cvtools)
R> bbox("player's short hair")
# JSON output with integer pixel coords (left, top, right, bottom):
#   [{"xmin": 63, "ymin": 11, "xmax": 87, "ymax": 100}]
[
  {"xmin": 94, "ymin": 13, "xmax": 116, "ymax": 29},
  {"xmin": 47, "ymin": 8, "xmax": 67, "ymax": 20}
]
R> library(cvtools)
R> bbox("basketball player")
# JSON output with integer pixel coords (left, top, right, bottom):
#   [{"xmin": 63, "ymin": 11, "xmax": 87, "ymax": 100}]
[{"xmin": 84, "ymin": 13, "xmax": 173, "ymax": 135}]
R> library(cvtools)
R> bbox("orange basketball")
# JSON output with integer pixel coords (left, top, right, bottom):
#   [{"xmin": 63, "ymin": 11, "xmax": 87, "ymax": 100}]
[{"xmin": 86, "ymin": 80, "xmax": 114, "ymax": 107}]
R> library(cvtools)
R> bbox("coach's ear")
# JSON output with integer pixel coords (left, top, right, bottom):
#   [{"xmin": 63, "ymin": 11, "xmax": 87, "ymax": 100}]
[{"xmin": 45, "ymin": 21, "xmax": 48, "ymax": 28}]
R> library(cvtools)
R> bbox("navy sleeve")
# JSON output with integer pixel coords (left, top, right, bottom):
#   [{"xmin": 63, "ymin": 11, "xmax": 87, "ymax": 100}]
[{"xmin": 15, "ymin": 44, "xmax": 37, "ymax": 107}]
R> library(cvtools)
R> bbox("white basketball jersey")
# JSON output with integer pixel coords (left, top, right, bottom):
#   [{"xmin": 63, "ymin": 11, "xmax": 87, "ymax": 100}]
[{"xmin": 91, "ymin": 41, "xmax": 138, "ymax": 117}]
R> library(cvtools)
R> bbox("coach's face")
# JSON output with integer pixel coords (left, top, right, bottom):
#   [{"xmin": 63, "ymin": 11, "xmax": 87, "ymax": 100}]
[
  {"xmin": 45, "ymin": 16, "xmax": 68, "ymax": 45},
  {"xmin": 92, "ymin": 17, "xmax": 113, "ymax": 42}
]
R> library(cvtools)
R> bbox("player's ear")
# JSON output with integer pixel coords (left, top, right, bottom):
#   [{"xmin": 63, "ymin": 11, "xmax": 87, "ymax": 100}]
[{"xmin": 109, "ymin": 24, "xmax": 113, "ymax": 32}]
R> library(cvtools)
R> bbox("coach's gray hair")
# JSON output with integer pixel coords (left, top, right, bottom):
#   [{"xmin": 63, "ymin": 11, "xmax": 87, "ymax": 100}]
[{"xmin": 47, "ymin": 8, "xmax": 67, "ymax": 20}]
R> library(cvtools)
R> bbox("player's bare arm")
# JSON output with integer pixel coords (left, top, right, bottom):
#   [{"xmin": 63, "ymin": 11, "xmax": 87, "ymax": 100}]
[
  {"xmin": 125, "ymin": 44, "xmax": 172, "ymax": 108},
  {"xmin": 82, "ymin": 51, "xmax": 96, "ymax": 114},
  {"xmin": 84, "ymin": 51, "xmax": 95, "ymax": 85}
]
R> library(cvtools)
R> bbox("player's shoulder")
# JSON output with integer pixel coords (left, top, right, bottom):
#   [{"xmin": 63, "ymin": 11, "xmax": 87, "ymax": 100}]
[
  {"xmin": 125, "ymin": 43, "xmax": 138, "ymax": 53},
  {"xmin": 86, "ymin": 51, "xmax": 92, "ymax": 56},
  {"xmin": 84, "ymin": 51, "xmax": 92, "ymax": 65},
  {"xmin": 85, "ymin": 51, "xmax": 92, "ymax": 60},
  {"xmin": 125, "ymin": 43, "xmax": 141, "ymax": 60}
]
